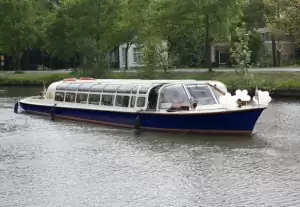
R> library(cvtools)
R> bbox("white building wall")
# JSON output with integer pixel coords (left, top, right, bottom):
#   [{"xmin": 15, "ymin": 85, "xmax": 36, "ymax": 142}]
[
  {"xmin": 255, "ymin": 27, "xmax": 295, "ymax": 58},
  {"xmin": 118, "ymin": 40, "xmax": 168, "ymax": 70},
  {"xmin": 119, "ymin": 44, "xmax": 144, "ymax": 69}
]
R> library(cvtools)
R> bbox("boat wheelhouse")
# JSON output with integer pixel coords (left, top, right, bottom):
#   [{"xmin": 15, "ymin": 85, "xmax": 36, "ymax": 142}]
[{"xmin": 18, "ymin": 78, "xmax": 270, "ymax": 135}]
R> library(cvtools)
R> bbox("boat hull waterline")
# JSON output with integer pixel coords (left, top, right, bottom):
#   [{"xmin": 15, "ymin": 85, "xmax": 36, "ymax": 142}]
[{"xmin": 19, "ymin": 102, "xmax": 266, "ymax": 135}]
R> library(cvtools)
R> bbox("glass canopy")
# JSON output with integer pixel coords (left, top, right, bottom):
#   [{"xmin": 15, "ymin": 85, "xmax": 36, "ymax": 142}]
[{"xmin": 159, "ymin": 84, "xmax": 190, "ymax": 109}]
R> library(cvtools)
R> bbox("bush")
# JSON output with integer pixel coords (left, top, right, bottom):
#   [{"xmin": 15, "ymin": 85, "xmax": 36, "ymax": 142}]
[
  {"xmin": 2, "ymin": 70, "xmax": 300, "ymax": 91},
  {"xmin": 0, "ymin": 73, "xmax": 71, "ymax": 86}
]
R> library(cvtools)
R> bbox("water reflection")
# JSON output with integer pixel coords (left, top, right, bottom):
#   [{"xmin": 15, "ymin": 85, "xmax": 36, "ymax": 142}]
[{"xmin": 1, "ymin": 87, "xmax": 300, "ymax": 206}]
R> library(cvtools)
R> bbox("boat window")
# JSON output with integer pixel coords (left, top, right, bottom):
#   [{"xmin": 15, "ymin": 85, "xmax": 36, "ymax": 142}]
[
  {"xmin": 103, "ymin": 84, "xmax": 121, "ymax": 93},
  {"xmin": 54, "ymin": 92, "xmax": 65, "ymax": 101},
  {"xmin": 88, "ymin": 94, "xmax": 101, "ymax": 105},
  {"xmin": 90, "ymin": 84, "xmax": 107, "ymax": 92},
  {"xmin": 56, "ymin": 83, "xmax": 71, "ymax": 90},
  {"xmin": 115, "ymin": 95, "xmax": 122, "ymax": 106},
  {"xmin": 131, "ymin": 85, "xmax": 140, "ymax": 94},
  {"xmin": 138, "ymin": 85, "xmax": 151, "ymax": 94},
  {"xmin": 101, "ymin": 94, "xmax": 114, "ymax": 106},
  {"xmin": 187, "ymin": 85, "xmax": 217, "ymax": 105},
  {"xmin": 117, "ymin": 85, "xmax": 134, "ymax": 93},
  {"xmin": 136, "ymin": 97, "xmax": 146, "ymax": 107},
  {"xmin": 210, "ymin": 85, "xmax": 227, "ymax": 101},
  {"xmin": 130, "ymin": 96, "xmax": 136, "ymax": 107},
  {"xmin": 65, "ymin": 92, "xmax": 76, "ymax": 103},
  {"xmin": 66, "ymin": 83, "xmax": 82, "ymax": 91},
  {"xmin": 78, "ymin": 83, "xmax": 97, "ymax": 91},
  {"xmin": 211, "ymin": 88, "xmax": 222, "ymax": 101},
  {"xmin": 159, "ymin": 84, "xmax": 190, "ymax": 109},
  {"xmin": 76, "ymin": 93, "xmax": 88, "ymax": 104},
  {"xmin": 115, "ymin": 95, "xmax": 130, "ymax": 107}
]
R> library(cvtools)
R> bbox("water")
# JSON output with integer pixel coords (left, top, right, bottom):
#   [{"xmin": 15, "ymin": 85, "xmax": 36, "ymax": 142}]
[{"xmin": 1, "ymin": 87, "xmax": 300, "ymax": 207}]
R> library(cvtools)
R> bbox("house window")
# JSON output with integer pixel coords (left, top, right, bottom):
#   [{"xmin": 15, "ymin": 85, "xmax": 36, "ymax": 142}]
[
  {"xmin": 133, "ymin": 47, "xmax": 142, "ymax": 63},
  {"xmin": 260, "ymin": 33, "xmax": 265, "ymax": 41},
  {"xmin": 285, "ymin": 34, "xmax": 293, "ymax": 41},
  {"xmin": 122, "ymin": 48, "xmax": 126, "ymax": 63},
  {"xmin": 264, "ymin": 32, "xmax": 271, "ymax": 41},
  {"xmin": 110, "ymin": 51, "xmax": 115, "ymax": 62}
]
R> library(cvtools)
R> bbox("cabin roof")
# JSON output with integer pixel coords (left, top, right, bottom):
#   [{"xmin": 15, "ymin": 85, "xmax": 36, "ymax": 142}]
[{"xmin": 46, "ymin": 79, "xmax": 227, "ymax": 93}]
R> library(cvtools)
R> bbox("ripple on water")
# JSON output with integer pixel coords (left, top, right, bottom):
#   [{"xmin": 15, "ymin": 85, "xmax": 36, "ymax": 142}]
[{"xmin": 1, "ymin": 97, "xmax": 300, "ymax": 206}]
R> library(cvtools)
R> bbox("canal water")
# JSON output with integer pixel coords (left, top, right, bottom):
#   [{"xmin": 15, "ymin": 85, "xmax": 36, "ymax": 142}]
[{"xmin": 1, "ymin": 87, "xmax": 300, "ymax": 207}]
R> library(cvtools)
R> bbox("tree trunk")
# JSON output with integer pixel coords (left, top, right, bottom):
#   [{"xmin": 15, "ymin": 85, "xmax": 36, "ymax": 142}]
[
  {"xmin": 74, "ymin": 54, "xmax": 77, "ymax": 70},
  {"xmin": 204, "ymin": 15, "xmax": 212, "ymax": 72},
  {"xmin": 277, "ymin": 49, "xmax": 281, "ymax": 66},
  {"xmin": 13, "ymin": 52, "xmax": 23, "ymax": 71},
  {"xmin": 65, "ymin": 60, "xmax": 68, "ymax": 70},
  {"xmin": 293, "ymin": 42, "xmax": 296, "ymax": 64},
  {"xmin": 42, "ymin": 52, "xmax": 44, "ymax": 71},
  {"xmin": 276, "ymin": 0, "xmax": 280, "ymax": 67},
  {"xmin": 271, "ymin": 35, "xmax": 277, "ymax": 67},
  {"xmin": 276, "ymin": 40, "xmax": 281, "ymax": 66},
  {"xmin": 50, "ymin": 55, "xmax": 53, "ymax": 70},
  {"xmin": 26, "ymin": 48, "xmax": 30, "ymax": 70},
  {"xmin": 125, "ymin": 42, "xmax": 130, "ymax": 71}
]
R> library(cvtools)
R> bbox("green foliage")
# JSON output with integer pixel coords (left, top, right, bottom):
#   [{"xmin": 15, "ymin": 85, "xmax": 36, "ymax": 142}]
[
  {"xmin": 153, "ymin": 0, "xmax": 243, "ymax": 70},
  {"xmin": 3, "ymin": 71, "xmax": 300, "ymax": 91},
  {"xmin": 248, "ymin": 31, "xmax": 265, "ymax": 65},
  {"xmin": 0, "ymin": 73, "xmax": 70, "ymax": 86},
  {"xmin": 0, "ymin": 0, "xmax": 43, "ymax": 70},
  {"xmin": 46, "ymin": 0, "xmax": 124, "ymax": 71},
  {"xmin": 242, "ymin": 0, "xmax": 267, "ymax": 28},
  {"xmin": 1, "ymin": 0, "xmax": 299, "ymax": 74},
  {"xmin": 230, "ymin": 24, "xmax": 252, "ymax": 71}
]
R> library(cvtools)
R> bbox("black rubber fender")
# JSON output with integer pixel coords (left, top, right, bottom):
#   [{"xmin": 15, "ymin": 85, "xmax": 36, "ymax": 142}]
[
  {"xmin": 14, "ymin": 102, "xmax": 19, "ymax": 113},
  {"xmin": 50, "ymin": 105, "xmax": 56, "ymax": 121}
]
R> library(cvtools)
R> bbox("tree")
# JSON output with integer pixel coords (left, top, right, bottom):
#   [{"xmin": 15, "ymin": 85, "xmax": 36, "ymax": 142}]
[
  {"xmin": 242, "ymin": 0, "xmax": 267, "ymax": 28},
  {"xmin": 46, "ymin": 0, "xmax": 123, "ymax": 74},
  {"xmin": 231, "ymin": 24, "xmax": 252, "ymax": 72},
  {"xmin": 117, "ymin": 0, "xmax": 150, "ymax": 70},
  {"xmin": 275, "ymin": 0, "xmax": 300, "ymax": 43},
  {"xmin": 0, "ymin": 0, "xmax": 42, "ymax": 70},
  {"xmin": 154, "ymin": 0, "xmax": 205, "ymax": 68},
  {"xmin": 154, "ymin": 0, "xmax": 243, "ymax": 71},
  {"xmin": 264, "ymin": 0, "xmax": 291, "ymax": 66}
]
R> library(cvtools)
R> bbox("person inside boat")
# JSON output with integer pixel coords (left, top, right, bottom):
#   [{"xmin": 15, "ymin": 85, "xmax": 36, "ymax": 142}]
[
  {"xmin": 159, "ymin": 84, "xmax": 190, "ymax": 111},
  {"xmin": 148, "ymin": 87, "xmax": 158, "ymax": 110},
  {"xmin": 39, "ymin": 91, "xmax": 45, "ymax": 99}
]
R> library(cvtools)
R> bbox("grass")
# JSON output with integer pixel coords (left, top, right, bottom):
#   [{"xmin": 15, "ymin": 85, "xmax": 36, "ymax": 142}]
[
  {"xmin": 0, "ymin": 72, "xmax": 70, "ymax": 86},
  {"xmin": 2, "ymin": 70, "xmax": 300, "ymax": 90}
]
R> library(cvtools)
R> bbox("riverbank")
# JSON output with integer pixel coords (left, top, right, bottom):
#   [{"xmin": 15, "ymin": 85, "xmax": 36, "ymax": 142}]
[{"xmin": 1, "ymin": 71, "xmax": 300, "ymax": 97}]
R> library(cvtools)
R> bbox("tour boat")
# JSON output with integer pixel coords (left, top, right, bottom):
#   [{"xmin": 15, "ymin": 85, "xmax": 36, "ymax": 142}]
[{"xmin": 18, "ymin": 78, "xmax": 271, "ymax": 135}]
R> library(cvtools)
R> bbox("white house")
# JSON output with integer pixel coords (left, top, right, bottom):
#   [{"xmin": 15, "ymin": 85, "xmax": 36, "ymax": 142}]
[
  {"xmin": 118, "ymin": 43, "xmax": 143, "ymax": 69},
  {"xmin": 255, "ymin": 27, "xmax": 295, "ymax": 59},
  {"xmin": 210, "ymin": 27, "xmax": 296, "ymax": 66},
  {"xmin": 107, "ymin": 41, "xmax": 168, "ymax": 70}
]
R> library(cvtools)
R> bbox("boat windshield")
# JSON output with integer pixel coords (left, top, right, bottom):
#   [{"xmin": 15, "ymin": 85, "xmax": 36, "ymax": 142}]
[
  {"xmin": 186, "ymin": 85, "xmax": 217, "ymax": 105},
  {"xmin": 211, "ymin": 86, "xmax": 227, "ymax": 101},
  {"xmin": 159, "ymin": 84, "xmax": 190, "ymax": 109}
]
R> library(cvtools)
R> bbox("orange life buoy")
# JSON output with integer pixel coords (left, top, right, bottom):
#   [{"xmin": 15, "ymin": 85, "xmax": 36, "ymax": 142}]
[
  {"xmin": 80, "ymin": 77, "xmax": 94, "ymax": 80},
  {"xmin": 63, "ymin": 78, "xmax": 77, "ymax": 81}
]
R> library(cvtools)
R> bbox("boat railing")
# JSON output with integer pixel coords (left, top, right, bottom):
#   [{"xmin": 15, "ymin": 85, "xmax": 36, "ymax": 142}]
[{"xmin": 30, "ymin": 96, "xmax": 44, "ymax": 100}]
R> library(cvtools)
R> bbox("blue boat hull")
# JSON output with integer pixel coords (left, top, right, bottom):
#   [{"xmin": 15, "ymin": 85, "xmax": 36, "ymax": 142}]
[{"xmin": 19, "ymin": 102, "xmax": 265, "ymax": 135}]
